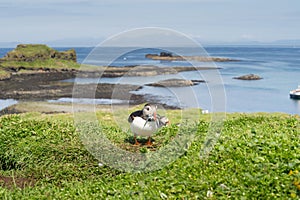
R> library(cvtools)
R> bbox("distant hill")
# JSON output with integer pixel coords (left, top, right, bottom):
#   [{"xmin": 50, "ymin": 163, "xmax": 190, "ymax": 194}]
[
  {"xmin": 196, "ymin": 38, "xmax": 300, "ymax": 47},
  {"xmin": 1, "ymin": 38, "xmax": 300, "ymax": 48},
  {"xmin": 272, "ymin": 39, "xmax": 300, "ymax": 46}
]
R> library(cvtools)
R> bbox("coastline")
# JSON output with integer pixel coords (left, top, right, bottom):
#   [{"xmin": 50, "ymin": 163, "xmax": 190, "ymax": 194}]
[
  {"xmin": 0, "ymin": 69, "xmax": 146, "ymax": 101},
  {"xmin": 1, "ymin": 45, "xmax": 299, "ymax": 114},
  {"xmin": 0, "ymin": 64, "xmax": 218, "ymax": 115},
  {"xmin": 0, "ymin": 44, "xmax": 222, "ymax": 115}
]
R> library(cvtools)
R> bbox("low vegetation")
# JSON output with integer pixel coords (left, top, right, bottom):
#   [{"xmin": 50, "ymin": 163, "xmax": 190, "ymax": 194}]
[
  {"xmin": 0, "ymin": 59, "xmax": 80, "ymax": 71},
  {"xmin": 0, "ymin": 44, "xmax": 80, "ymax": 76},
  {"xmin": 1, "ymin": 44, "xmax": 76, "ymax": 62},
  {"xmin": 0, "ymin": 69, "xmax": 11, "ymax": 80},
  {"xmin": 0, "ymin": 111, "xmax": 299, "ymax": 199}
]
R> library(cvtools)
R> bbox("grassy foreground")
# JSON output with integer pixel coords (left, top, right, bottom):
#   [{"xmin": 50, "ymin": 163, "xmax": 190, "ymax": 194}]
[{"xmin": 0, "ymin": 111, "xmax": 299, "ymax": 199}]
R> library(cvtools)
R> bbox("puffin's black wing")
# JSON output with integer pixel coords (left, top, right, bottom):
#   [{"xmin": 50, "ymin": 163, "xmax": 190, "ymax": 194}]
[{"xmin": 128, "ymin": 110, "xmax": 143, "ymax": 123}]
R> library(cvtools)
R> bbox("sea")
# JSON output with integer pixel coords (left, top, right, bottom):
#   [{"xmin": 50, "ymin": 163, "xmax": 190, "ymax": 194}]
[{"xmin": 0, "ymin": 46, "xmax": 300, "ymax": 114}]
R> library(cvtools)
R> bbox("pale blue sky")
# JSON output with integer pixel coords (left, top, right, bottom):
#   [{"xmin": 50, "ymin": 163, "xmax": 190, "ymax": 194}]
[{"xmin": 1, "ymin": 0, "xmax": 300, "ymax": 45}]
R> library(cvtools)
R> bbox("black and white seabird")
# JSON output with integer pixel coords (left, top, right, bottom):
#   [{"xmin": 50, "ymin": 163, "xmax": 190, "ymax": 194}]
[{"xmin": 128, "ymin": 104, "xmax": 169, "ymax": 146}]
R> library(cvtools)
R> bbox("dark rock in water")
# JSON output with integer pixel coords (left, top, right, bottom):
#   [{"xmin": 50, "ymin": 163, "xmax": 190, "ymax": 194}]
[
  {"xmin": 145, "ymin": 54, "xmax": 158, "ymax": 59},
  {"xmin": 191, "ymin": 79, "xmax": 206, "ymax": 84},
  {"xmin": 146, "ymin": 78, "xmax": 204, "ymax": 87},
  {"xmin": 160, "ymin": 52, "xmax": 173, "ymax": 57},
  {"xmin": 1, "ymin": 44, "xmax": 76, "ymax": 62},
  {"xmin": 233, "ymin": 74, "xmax": 262, "ymax": 80}
]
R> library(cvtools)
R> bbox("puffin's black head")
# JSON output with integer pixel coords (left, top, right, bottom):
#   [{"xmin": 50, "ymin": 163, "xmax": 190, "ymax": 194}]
[{"xmin": 143, "ymin": 103, "xmax": 157, "ymax": 120}]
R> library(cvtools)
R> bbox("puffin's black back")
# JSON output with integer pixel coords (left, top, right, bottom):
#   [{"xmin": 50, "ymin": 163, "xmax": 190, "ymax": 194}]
[{"xmin": 128, "ymin": 110, "xmax": 143, "ymax": 123}]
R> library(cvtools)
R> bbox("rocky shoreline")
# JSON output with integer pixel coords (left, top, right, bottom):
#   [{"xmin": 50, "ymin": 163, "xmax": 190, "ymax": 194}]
[
  {"xmin": 0, "ymin": 70, "xmax": 146, "ymax": 102},
  {"xmin": 78, "ymin": 65, "xmax": 221, "ymax": 78},
  {"xmin": 0, "ymin": 44, "xmax": 232, "ymax": 115},
  {"xmin": 0, "ymin": 64, "xmax": 218, "ymax": 102},
  {"xmin": 0, "ymin": 68, "xmax": 198, "ymax": 115}
]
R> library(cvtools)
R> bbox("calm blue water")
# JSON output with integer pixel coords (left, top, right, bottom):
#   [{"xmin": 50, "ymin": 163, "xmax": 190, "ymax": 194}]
[{"xmin": 1, "ymin": 46, "xmax": 300, "ymax": 114}]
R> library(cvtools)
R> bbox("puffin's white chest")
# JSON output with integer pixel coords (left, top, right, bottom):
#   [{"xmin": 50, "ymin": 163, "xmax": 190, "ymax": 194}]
[{"xmin": 130, "ymin": 117, "xmax": 158, "ymax": 137}]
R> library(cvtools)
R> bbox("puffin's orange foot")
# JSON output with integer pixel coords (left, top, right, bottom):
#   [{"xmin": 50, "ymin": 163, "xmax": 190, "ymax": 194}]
[
  {"xmin": 146, "ymin": 142, "xmax": 153, "ymax": 146},
  {"xmin": 133, "ymin": 141, "xmax": 140, "ymax": 146},
  {"xmin": 133, "ymin": 136, "xmax": 140, "ymax": 146},
  {"xmin": 146, "ymin": 137, "xmax": 153, "ymax": 146}
]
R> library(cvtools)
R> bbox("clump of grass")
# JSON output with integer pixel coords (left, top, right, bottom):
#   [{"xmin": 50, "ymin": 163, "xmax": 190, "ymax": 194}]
[
  {"xmin": 0, "ymin": 112, "xmax": 299, "ymax": 199},
  {"xmin": 0, "ymin": 115, "xmax": 117, "ymax": 181},
  {"xmin": 6, "ymin": 44, "xmax": 53, "ymax": 58},
  {"xmin": 0, "ymin": 69, "xmax": 11, "ymax": 80},
  {"xmin": 1, "ymin": 59, "xmax": 80, "ymax": 70}
]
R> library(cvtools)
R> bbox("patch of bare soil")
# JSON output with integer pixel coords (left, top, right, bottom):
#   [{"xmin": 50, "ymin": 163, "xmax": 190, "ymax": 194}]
[{"xmin": 0, "ymin": 175, "xmax": 35, "ymax": 189}]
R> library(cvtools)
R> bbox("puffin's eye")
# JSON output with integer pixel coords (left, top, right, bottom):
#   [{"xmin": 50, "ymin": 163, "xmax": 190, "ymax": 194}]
[{"xmin": 146, "ymin": 107, "xmax": 150, "ymax": 111}]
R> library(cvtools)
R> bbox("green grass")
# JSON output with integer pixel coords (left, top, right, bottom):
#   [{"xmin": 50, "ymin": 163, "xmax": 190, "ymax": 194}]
[
  {"xmin": 0, "ymin": 59, "xmax": 80, "ymax": 70},
  {"xmin": 0, "ymin": 69, "xmax": 11, "ymax": 80},
  {"xmin": 6, "ymin": 44, "xmax": 54, "ymax": 58},
  {"xmin": 0, "ymin": 112, "xmax": 299, "ymax": 199}
]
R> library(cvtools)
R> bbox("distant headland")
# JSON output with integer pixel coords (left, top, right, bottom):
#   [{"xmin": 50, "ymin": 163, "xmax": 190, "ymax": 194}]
[{"xmin": 145, "ymin": 52, "xmax": 239, "ymax": 62}]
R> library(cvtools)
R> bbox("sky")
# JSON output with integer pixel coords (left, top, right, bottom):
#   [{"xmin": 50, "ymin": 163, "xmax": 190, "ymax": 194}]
[{"xmin": 1, "ymin": 0, "xmax": 300, "ymax": 46}]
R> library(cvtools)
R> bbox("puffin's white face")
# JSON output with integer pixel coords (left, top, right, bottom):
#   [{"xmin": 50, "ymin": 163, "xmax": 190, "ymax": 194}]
[{"xmin": 143, "ymin": 104, "xmax": 157, "ymax": 121}]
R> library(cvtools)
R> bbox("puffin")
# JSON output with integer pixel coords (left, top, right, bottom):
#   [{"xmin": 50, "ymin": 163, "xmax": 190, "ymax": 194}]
[{"xmin": 128, "ymin": 104, "xmax": 169, "ymax": 146}]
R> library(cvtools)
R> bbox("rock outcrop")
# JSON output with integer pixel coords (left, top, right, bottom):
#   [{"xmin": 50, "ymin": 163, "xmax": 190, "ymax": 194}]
[
  {"xmin": 233, "ymin": 74, "xmax": 262, "ymax": 80},
  {"xmin": 146, "ymin": 78, "xmax": 204, "ymax": 87},
  {"xmin": 1, "ymin": 44, "xmax": 76, "ymax": 62},
  {"xmin": 78, "ymin": 65, "xmax": 220, "ymax": 78},
  {"xmin": 145, "ymin": 52, "xmax": 239, "ymax": 62}
]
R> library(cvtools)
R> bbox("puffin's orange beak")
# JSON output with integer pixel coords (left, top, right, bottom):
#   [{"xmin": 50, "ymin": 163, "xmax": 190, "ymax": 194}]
[{"xmin": 153, "ymin": 112, "xmax": 157, "ymax": 120}]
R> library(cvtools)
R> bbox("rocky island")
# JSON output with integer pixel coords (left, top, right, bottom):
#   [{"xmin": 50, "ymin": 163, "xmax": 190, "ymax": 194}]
[
  {"xmin": 146, "ymin": 78, "xmax": 204, "ymax": 87},
  {"xmin": 233, "ymin": 74, "xmax": 263, "ymax": 80},
  {"xmin": 145, "ymin": 52, "xmax": 239, "ymax": 62},
  {"xmin": 0, "ymin": 44, "xmax": 79, "ymax": 80},
  {"xmin": 1, "ymin": 44, "xmax": 76, "ymax": 62}
]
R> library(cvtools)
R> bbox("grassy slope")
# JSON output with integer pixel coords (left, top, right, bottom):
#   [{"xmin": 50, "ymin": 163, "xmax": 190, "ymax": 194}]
[
  {"xmin": 0, "ymin": 59, "xmax": 80, "ymax": 70},
  {"xmin": 0, "ymin": 44, "xmax": 80, "ymax": 78},
  {"xmin": 0, "ymin": 111, "xmax": 299, "ymax": 199},
  {"xmin": 8, "ymin": 44, "xmax": 52, "ymax": 55}
]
